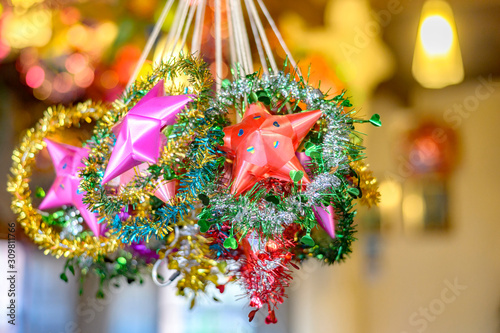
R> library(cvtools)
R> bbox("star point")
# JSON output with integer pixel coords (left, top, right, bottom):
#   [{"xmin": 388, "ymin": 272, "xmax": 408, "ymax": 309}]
[
  {"xmin": 312, "ymin": 204, "xmax": 336, "ymax": 239},
  {"xmin": 154, "ymin": 178, "xmax": 179, "ymax": 203}
]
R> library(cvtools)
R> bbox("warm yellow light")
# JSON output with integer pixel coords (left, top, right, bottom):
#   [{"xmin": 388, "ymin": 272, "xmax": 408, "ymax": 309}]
[
  {"xmin": 379, "ymin": 180, "xmax": 402, "ymax": 210},
  {"xmin": 420, "ymin": 15, "xmax": 453, "ymax": 56},
  {"xmin": 96, "ymin": 22, "xmax": 119, "ymax": 47},
  {"xmin": 412, "ymin": 0, "xmax": 463, "ymax": 89},
  {"xmin": 402, "ymin": 193, "xmax": 425, "ymax": 230},
  {"xmin": 2, "ymin": 8, "xmax": 52, "ymax": 49},
  {"xmin": 10, "ymin": 0, "xmax": 44, "ymax": 9}
]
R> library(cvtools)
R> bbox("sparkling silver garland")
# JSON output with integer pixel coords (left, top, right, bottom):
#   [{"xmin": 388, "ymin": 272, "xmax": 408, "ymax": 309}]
[
  {"xmin": 213, "ymin": 71, "xmax": 351, "ymax": 170},
  {"xmin": 59, "ymin": 207, "xmax": 84, "ymax": 240}
]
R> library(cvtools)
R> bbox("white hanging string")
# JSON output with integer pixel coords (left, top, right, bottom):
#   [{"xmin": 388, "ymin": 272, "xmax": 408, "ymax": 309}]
[
  {"xmin": 256, "ymin": 0, "xmax": 301, "ymax": 77},
  {"xmin": 191, "ymin": 0, "xmax": 207, "ymax": 54},
  {"xmin": 247, "ymin": 4, "xmax": 268, "ymax": 75},
  {"xmin": 226, "ymin": 0, "xmax": 237, "ymax": 69},
  {"xmin": 243, "ymin": 0, "xmax": 277, "ymax": 73},
  {"xmin": 234, "ymin": 0, "xmax": 253, "ymax": 73},
  {"xmin": 127, "ymin": 0, "xmax": 299, "ymax": 95},
  {"xmin": 228, "ymin": 0, "xmax": 245, "ymax": 75},
  {"xmin": 157, "ymin": 1, "xmax": 181, "ymax": 61},
  {"xmin": 152, "ymin": 254, "xmax": 181, "ymax": 287},
  {"xmin": 164, "ymin": 0, "xmax": 190, "ymax": 59},
  {"xmin": 215, "ymin": 0, "xmax": 222, "ymax": 90},
  {"xmin": 178, "ymin": 3, "xmax": 198, "ymax": 53},
  {"xmin": 125, "ymin": 0, "xmax": 175, "ymax": 92},
  {"xmin": 152, "ymin": 226, "xmax": 181, "ymax": 287}
]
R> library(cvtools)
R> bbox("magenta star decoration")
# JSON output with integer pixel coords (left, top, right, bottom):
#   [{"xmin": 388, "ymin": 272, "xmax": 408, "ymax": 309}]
[
  {"xmin": 39, "ymin": 138, "xmax": 102, "ymax": 237},
  {"xmin": 312, "ymin": 204, "xmax": 336, "ymax": 239},
  {"xmin": 102, "ymin": 80, "xmax": 193, "ymax": 184}
]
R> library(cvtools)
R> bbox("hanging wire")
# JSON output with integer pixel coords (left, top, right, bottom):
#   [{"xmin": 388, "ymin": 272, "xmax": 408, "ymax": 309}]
[
  {"xmin": 234, "ymin": 0, "xmax": 253, "ymax": 73},
  {"xmin": 215, "ymin": 0, "xmax": 223, "ymax": 90},
  {"xmin": 226, "ymin": 0, "xmax": 237, "ymax": 68},
  {"xmin": 126, "ymin": 0, "xmax": 299, "ymax": 93},
  {"xmin": 125, "ymin": 0, "xmax": 175, "ymax": 92},
  {"xmin": 178, "ymin": 2, "xmax": 198, "ymax": 55},
  {"xmin": 163, "ymin": 0, "xmax": 190, "ymax": 60},
  {"xmin": 191, "ymin": 0, "xmax": 207, "ymax": 53},
  {"xmin": 243, "ymin": 0, "xmax": 277, "ymax": 73},
  {"xmin": 255, "ymin": 0, "xmax": 301, "ymax": 77},
  {"xmin": 248, "ymin": 3, "xmax": 268, "ymax": 75}
]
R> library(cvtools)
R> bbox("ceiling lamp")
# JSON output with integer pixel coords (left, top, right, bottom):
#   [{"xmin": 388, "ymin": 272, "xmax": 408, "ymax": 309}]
[{"xmin": 412, "ymin": 0, "xmax": 464, "ymax": 89}]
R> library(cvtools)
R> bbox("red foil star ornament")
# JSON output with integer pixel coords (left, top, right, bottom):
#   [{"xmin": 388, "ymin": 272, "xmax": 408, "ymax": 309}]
[
  {"xmin": 222, "ymin": 102, "xmax": 322, "ymax": 195},
  {"xmin": 102, "ymin": 80, "xmax": 193, "ymax": 184},
  {"xmin": 39, "ymin": 139, "xmax": 102, "ymax": 237}
]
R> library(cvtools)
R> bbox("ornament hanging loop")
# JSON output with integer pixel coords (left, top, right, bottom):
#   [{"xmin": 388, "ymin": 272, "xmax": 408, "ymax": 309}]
[
  {"xmin": 152, "ymin": 226, "xmax": 182, "ymax": 287},
  {"xmin": 152, "ymin": 255, "xmax": 182, "ymax": 287}
]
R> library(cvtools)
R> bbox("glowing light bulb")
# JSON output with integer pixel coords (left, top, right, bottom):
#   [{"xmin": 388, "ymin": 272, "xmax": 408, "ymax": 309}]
[{"xmin": 420, "ymin": 15, "xmax": 453, "ymax": 56}]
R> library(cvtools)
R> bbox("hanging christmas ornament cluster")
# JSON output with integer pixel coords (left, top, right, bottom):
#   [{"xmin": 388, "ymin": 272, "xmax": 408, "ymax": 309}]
[
  {"xmin": 195, "ymin": 70, "xmax": 381, "ymax": 321},
  {"xmin": 7, "ymin": 0, "xmax": 382, "ymax": 324}
]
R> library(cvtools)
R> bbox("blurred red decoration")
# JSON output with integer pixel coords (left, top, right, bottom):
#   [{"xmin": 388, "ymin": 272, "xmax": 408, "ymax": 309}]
[{"xmin": 405, "ymin": 121, "xmax": 458, "ymax": 175}]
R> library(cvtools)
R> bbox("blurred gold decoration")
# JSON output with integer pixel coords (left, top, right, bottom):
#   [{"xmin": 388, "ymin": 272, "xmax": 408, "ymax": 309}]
[
  {"xmin": 7, "ymin": 100, "xmax": 121, "ymax": 259},
  {"xmin": 412, "ymin": 0, "xmax": 464, "ymax": 89},
  {"xmin": 9, "ymin": 0, "xmax": 45, "ymax": 9},
  {"xmin": 281, "ymin": 0, "xmax": 394, "ymax": 103},
  {"xmin": 2, "ymin": 7, "xmax": 52, "ymax": 49},
  {"xmin": 351, "ymin": 159, "xmax": 380, "ymax": 207}
]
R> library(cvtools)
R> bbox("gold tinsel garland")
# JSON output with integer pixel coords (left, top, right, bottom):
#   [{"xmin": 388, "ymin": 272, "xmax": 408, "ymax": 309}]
[
  {"xmin": 7, "ymin": 101, "xmax": 120, "ymax": 259},
  {"xmin": 159, "ymin": 218, "xmax": 224, "ymax": 306},
  {"xmin": 350, "ymin": 159, "xmax": 380, "ymax": 207}
]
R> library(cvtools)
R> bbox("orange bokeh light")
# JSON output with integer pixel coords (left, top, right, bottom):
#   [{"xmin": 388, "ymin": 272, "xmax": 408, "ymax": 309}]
[
  {"xmin": 53, "ymin": 72, "xmax": 73, "ymax": 93},
  {"xmin": 65, "ymin": 53, "xmax": 88, "ymax": 74},
  {"xmin": 100, "ymin": 70, "xmax": 119, "ymax": 90},
  {"xmin": 74, "ymin": 67, "xmax": 95, "ymax": 88}
]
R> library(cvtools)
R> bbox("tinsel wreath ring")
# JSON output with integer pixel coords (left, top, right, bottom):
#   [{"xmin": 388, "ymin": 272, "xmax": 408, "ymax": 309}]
[
  {"xmin": 7, "ymin": 101, "xmax": 120, "ymax": 259},
  {"xmin": 80, "ymin": 55, "xmax": 227, "ymax": 243},
  {"xmin": 200, "ymin": 70, "xmax": 373, "ymax": 263}
]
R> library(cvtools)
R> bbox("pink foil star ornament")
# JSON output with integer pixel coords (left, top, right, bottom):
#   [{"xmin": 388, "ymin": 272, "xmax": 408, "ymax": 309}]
[
  {"xmin": 222, "ymin": 102, "xmax": 322, "ymax": 195},
  {"xmin": 295, "ymin": 152, "xmax": 312, "ymax": 175},
  {"xmin": 39, "ymin": 138, "xmax": 102, "ymax": 237},
  {"xmin": 312, "ymin": 204, "xmax": 336, "ymax": 239},
  {"xmin": 110, "ymin": 162, "xmax": 150, "ymax": 194},
  {"xmin": 102, "ymin": 80, "xmax": 192, "ymax": 184},
  {"xmin": 295, "ymin": 152, "xmax": 336, "ymax": 238}
]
